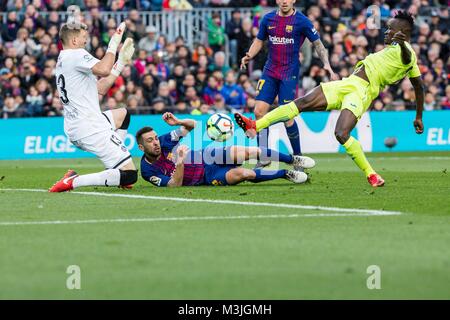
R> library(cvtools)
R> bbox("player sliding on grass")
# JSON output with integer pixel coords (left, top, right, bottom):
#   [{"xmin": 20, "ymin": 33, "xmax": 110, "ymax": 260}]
[
  {"xmin": 49, "ymin": 19, "xmax": 137, "ymax": 192},
  {"xmin": 136, "ymin": 113, "xmax": 315, "ymax": 187},
  {"xmin": 235, "ymin": 11, "xmax": 425, "ymax": 187}
]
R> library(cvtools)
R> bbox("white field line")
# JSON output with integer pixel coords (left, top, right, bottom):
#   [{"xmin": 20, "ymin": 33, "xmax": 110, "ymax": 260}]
[
  {"xmin": 0, "ymin": 211, "xmax": 401, "ymax": 227},
  {"xmin": 0, "ymin": 188, "xmax": 403, "ymax": 227}
]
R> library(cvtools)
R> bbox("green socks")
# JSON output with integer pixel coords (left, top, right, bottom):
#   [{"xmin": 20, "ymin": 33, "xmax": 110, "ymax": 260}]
[
  {"xmin": 256, "ymin": 101, "xmax": 299, "ymax": 132},
  {"xmin": 343, "ymin": 137, "xmax": 376, "ymax": 177}
]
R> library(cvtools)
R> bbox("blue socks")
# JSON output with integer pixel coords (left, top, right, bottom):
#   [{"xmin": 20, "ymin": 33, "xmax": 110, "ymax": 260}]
[
  {"xmin": 259, "ymin": 147, "xmax": 293, "ymax": 164},
  {"xmin": 258, "ymin": 123, "xmax": 301, "ymax": 157},
  {"xmin": 257, "ymin": 128, "xmax": 269, "ymax": 156},
  {"xmin": 285, "ymin": 121, "xmax": 302, "ymax": 155},
  {"xmin": 250, "ymin": 169, "xmax": 287, "ymax": 183}
]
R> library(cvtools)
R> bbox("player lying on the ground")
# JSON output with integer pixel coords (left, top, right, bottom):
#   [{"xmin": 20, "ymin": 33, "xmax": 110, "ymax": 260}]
[
  {"xmin": 235, "ymin": 11, "xmax": 425, "ymax": 188},
  {"xmin": 136, "ymin": 113, "xmax": 316, "ymax": 187},
  {"xmin": 49, "ymin": 21, "xmax": 138, "ymax": 192}
]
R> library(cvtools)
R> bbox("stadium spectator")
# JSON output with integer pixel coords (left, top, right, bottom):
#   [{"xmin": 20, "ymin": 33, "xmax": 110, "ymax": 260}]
[
  {"xmin": 0, "ymin": 2, "xmax": 448, "ymax": 117},
  {"xmin": 138, "ymin": 25, "xmax": 158, "ymax": 54},
  {"xmin": 210, "ymin": 93, "xmax": 231, "ymax": 113},
  {"xmin": 203, "ymin": 75, "xmax": 221, "ymax": 106},
  {"xmin": 221, "ymin": 70, "xmax": 246, "ymax": 111},
  {"xmin": 155, "ymin": 81, "xmax": 174, "ymax": 108},
  {"xmin": 2, "ymin": 95, "xmax": 25, "ymax": 119},
  {"xmin": 207, "ymin": 12, "xmax": 226, "ymax": 53},
  {"xmin": 152, "ymin": 97, "xmax": 167, "ymax": 114},
  {"xmin": 1, "ymin": 11, "xmax": 20, "ymax": 42},
  {"xmin": 25, "ymin": 85, "xmax": 44, "ymax": 117},
  {"xmin": 441, "ymin": 85, "xmax": 450, "ymax": 110},
  {"xmin": 208, "ymin": 51, "xmax": 230, "ymax": 74},
  {"xmin": 226, "ymin": 9, "xmax": 242, "ymax": 67}
]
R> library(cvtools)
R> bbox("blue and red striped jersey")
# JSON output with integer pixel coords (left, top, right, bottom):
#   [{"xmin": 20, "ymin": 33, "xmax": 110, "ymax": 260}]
[
  {"xmin": 140, "ymin": 131, "xmax": 205, "ymax": 187},
  {"xmin": 257, "ymin": 9, "xmax": 320, "ymax": 80}
]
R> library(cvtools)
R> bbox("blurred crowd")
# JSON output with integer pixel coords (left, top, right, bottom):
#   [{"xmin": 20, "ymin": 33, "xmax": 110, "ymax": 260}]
[{"xmin": 0, "ymin": 0, "xmax": 448, "ymax": 119}]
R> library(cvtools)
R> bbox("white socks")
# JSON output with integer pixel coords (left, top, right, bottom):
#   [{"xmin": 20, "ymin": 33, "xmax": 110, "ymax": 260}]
[{"xmin": 73, "ymin": 169, "xmax": 121, "ymax": 188}]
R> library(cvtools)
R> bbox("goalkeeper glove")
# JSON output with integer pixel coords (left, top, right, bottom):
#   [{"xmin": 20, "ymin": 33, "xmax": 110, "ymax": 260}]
[
  {"xmin": 106, "ymin": 22, "xmax": 126, "ymax": 55},
  {"xmin": 111, "ymin": 38, "xmax": 135, "ymax": 77}
]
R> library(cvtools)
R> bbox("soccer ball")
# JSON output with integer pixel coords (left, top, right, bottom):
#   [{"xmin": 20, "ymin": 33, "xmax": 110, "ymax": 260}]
[{"xmin": 206, "ymin": 113, "xmax": 234, "ymax": 142}]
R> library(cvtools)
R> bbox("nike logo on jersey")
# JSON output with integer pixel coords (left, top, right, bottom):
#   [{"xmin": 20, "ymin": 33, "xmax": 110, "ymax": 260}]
[
  {"xmin": 349, "ymin": 103, "xmax": 357, "ymax": 108},
  {"xmin": 268, "ymin": 26, "xmax": 276, "ymax": 29},
  {"xmin": 283, "ymin": 99, "xmax": 292, "ymax": 103}
]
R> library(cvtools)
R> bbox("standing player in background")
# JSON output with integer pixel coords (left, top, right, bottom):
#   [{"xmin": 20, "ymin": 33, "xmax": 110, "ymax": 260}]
[
  {"xmin": 235, "ymin": 11, "xmax": 425, "ymax": 187},
  {"xmin": 49, "ymin": 18, "xmax": 138, "ymax": 192},
  {"xmin": 241, "ymin": 0, "xmax": 338, "ymax": 168}
]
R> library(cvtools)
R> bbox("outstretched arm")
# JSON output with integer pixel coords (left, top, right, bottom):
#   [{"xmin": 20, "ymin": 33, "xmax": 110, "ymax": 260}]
[
  {"xmin": 92, "ymin": 22, "xmax": 127, "ymax": 77},
  {"xmin": 240, "ymin": 38, "xmax": 264, "ymax": 70},
  {"xmin": 97, "ymin": 38, "xmax": 135, "ymax": 96},
  {"xmin": 313, "ymin": 39, "xmax": 338, "ymax": 80},
  {"xmin": 409, "ymin": 76, "xmax": 424, "ymax": 134},
  {"xmin": 163, "ymin": 112, "xmax": 196, "ymax": 136}
]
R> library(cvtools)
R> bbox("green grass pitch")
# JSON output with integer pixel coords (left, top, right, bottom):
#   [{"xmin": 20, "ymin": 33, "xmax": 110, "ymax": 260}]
[{"xmin": 0, "ymin": 152, "xmax": 449, "ymax": 299}]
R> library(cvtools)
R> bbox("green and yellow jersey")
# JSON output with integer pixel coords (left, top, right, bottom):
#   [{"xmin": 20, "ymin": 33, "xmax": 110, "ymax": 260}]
[
  {"xmin": 320, "ymin": 41, "xmax": 421, "ymax": 119},
  {"xmin": 356, "ymin": 41, "xmax": 421, "ymax": 91}
]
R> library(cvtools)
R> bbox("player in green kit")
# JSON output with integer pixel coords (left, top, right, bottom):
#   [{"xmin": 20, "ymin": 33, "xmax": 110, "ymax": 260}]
[{"xmin": 234, "ymin": 11, "xmax": 425, "ymax": 187}]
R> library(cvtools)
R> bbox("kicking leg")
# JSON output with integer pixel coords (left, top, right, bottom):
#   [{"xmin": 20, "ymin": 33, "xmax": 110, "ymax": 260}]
[
  {"xmin": 335, "ymin": 110, "xmax": 383, "ymax": 187},
  {"xmin": 235, "ymin": 85, "xmax": 328, "ymax": 136}
]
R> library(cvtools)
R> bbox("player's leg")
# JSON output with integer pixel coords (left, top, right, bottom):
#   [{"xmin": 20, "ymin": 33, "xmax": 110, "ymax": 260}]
[
  {"xmin": 235, "ymin": 85, "xmax": 328, "ymax": 136},
  {"xmin": 336, "ymin": 95, "xmax": 384, "ymax": 187},
  {"xmin": 228, "ymin": 146, "xmax": 315, "ymax": 169},
  {"xmin": 71, "ymin": 161, "xmax": 137, "ymax": 189},
  {"xmin": 254, "ymin": 100, "xmax": 271, "ymax": 167},
  {"xmin": 49, "ymin": 131, "xmax": 138, "ymax": 192},
  {"xmin": 280, "ymin": 79, "xmax": 302, "ymax": 155},
  {"xmin": 225, "ymin": 167, "xmax": 307, "ymax": 185},
  {"xmin": 102, "ymin": 108, "xmax": 131, "ymax": 140},
  {"xmin": 254, "ymin": 75, "xmax": 278, "ymax": 167}
]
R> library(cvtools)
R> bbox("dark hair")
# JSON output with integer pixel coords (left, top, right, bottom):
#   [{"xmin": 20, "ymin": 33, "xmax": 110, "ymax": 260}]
[
  {"xmin": 135, "ymin": 126, "xmax": 154, "ymax": 145},
  {"xmin": 394, "ymin": 10, "xmax": 415, "ymax": 29}
]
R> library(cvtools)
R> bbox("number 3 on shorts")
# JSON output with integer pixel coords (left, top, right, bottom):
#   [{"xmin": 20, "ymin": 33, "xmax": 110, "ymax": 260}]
[{"xmin": 257, "ymin": 79, "xmax": 266, "ymax": 91}]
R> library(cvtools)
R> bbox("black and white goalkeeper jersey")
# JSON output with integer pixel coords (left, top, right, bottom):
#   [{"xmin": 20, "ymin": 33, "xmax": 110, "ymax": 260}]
[{"xmin": 55, "ymin": 48, "xmax": 108, "ymax": 141}]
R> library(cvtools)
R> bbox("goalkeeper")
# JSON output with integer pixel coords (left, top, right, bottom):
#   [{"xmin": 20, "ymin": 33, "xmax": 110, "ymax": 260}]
[
  {"xmin": 235, "ymin": 11, "xmax": 425, "ymax": 187},
  {"xmin": 50, "ymin": 21, "xmax": 138, "ymax": 192}
]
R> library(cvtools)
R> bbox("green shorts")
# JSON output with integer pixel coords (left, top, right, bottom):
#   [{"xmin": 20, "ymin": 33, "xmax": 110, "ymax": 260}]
[{"xmin": 320, "ymin": 75, "xmax": 378, "ymax": 120}]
